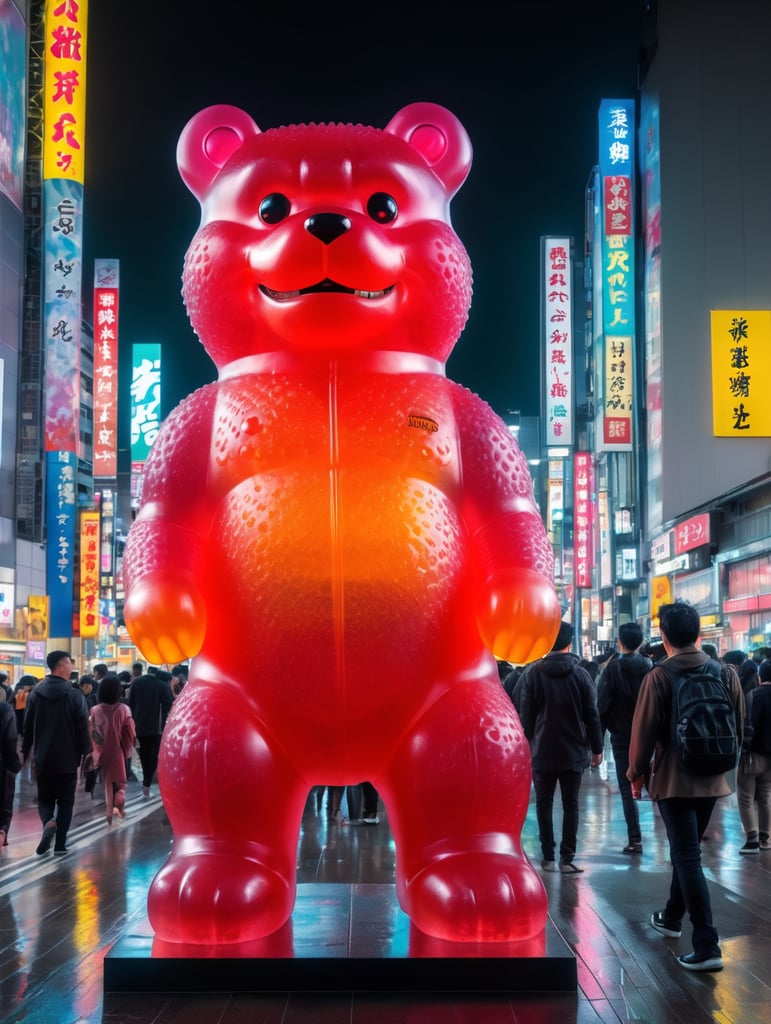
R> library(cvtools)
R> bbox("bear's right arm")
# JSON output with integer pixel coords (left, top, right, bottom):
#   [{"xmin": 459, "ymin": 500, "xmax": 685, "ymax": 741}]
[{"xmin": 122, "ymin": 385, "xmax": 217, "ymax": 664}]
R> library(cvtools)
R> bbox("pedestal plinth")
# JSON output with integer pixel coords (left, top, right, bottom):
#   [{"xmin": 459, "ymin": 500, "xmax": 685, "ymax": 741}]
[{"xmin": 105, "ymin": 883, "xmax": 576, "ymax": 993}]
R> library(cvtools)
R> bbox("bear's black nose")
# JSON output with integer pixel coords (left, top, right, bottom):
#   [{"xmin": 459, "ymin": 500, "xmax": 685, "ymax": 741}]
[{"xmin": 305, "ymin": 213, "xmax": 351, "ymax": 245}]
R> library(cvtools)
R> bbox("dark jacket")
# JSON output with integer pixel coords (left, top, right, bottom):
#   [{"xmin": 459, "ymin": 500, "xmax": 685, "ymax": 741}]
[
  {"xmin": 745, "ymin": 683, "xmax": 771, "ymax": 755},
  {"xmin": 0, "ymin": 701, "xmax": 20, "ymax": 775},
  {"xmin": 22, "ymin": 677, "xmax": 92, "ymax": 775},
  {"xmin": 596, "ymin": 651, "xmax": 652, "ymax": 743},
  {"xmin": 518, "ymin": 651, "xmax": 603, "ymax": 772},
  {"xmin": 627, "ymin": 648, "xmax": 745, "ymax": 800},
  {"xmin": 128, "ymin": 674, "xmax": 173, "ymax": 736}
]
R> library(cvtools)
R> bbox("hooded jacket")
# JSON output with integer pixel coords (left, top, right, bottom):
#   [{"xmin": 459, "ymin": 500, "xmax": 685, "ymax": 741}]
[
  {"xmin": 596, "ymin": 651, "xmax": 652, "ymax": 743},
  {"xmin": 627, "ymin": 648, "xmax": 745, "ymax": 800},
  {"xmin": 518, "ymin": 651, "xmax": 603, "ymax": 772},
  {"xmin": 22, "ymin": 676, "xmax": 92, "ymax": 775}
]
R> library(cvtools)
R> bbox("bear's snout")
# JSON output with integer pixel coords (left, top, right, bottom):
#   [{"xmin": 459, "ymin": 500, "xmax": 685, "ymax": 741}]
[{"xmin": 304, "ymin": 212, "xmax": 352, "ymax": 245}]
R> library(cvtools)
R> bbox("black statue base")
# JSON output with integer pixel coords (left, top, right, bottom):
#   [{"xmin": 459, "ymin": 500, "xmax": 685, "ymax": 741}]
[{"xmin": 104, "ymin": 883, "xmax": 576, "ymax": 993}]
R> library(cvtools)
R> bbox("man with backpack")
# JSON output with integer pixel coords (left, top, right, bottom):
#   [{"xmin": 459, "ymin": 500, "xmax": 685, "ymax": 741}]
[{"xmin": 627, "ymin": 600, "xmax": 744, "ymax": 972}]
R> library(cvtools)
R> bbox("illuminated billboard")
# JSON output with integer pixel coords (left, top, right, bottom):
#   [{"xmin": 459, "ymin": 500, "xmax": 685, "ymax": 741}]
[
  {"xmin": 542, "ymin": 236, "xmax": 574, "ymax": 447},
  {"xmin": 131, "ymin": 343, "xmax": 162, "ymax": 505},
  {"xmin": 93, "ymin": 260, "xmax": 120, "ymax": 476},
  {"xmin": 573, "ymin": 452, "xmax": 594, "ymax": 589},
  {"xmin": 0, "ymin": 0, "xmax": 26, "ymax": 210},
  {"xmin": 710, "ymin": 309, "xmax": 771, "ymax": 436},
  {"xmin": 79, "ymin": 510, "xmax": 100, "ymax": 638},
  {"xmin": 43, "ymin": 0, "xmax": 88, "ymax": 184},
  {"xmin": 598, "ymin": 99, "xmax": 636, "ymax": 452},
  {"xmin": 45, "ymin": 450, "xmax": 77, "ymax": 637}
]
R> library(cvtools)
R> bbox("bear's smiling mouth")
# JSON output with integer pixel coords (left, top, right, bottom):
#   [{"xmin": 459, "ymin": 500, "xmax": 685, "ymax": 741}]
[{"xmin": 260, "ymin": 277, "xmax": 395, "ymax": 301}]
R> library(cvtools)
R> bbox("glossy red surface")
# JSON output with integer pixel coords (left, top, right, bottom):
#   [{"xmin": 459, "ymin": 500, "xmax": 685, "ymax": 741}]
[{"xmin": 122, "ymin": 102, "xmax": 561, "ymax": 946}]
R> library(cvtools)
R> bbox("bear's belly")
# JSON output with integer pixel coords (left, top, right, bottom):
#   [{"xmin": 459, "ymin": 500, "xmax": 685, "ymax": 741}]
[{"xmin": 200, "ymin": 466, "xmax": 480, "ymax": 735}]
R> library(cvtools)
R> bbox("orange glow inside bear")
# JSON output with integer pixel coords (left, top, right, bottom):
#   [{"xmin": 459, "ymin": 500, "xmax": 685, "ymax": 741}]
[{"xmin": 123, "ymin": 102, "xmax": 562, "ymax": 946}]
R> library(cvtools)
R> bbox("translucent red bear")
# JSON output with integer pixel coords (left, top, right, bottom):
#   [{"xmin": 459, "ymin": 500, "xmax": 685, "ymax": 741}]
[{"xmin": 123, "ymin": 102, "xmax": 561, "ymax": 945}]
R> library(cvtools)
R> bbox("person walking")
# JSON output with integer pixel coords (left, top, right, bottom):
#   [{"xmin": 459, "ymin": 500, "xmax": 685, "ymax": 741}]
[
  {"xmin": 596, "ymin": 622, "xmax": 652, "ymax": 854},
  {"xmin": 735, "ymin": 658, "xmax": 771, "ymax": 854},
  {"xmin": 627, "ymin": 600, "xmax": 745, "ymax": 972},
  {"xmin": 0, "ymin": 695, "xmax": 21, "ymax": 846},
  {"xmin": 22, "ymin": 651, "xmax": 92, "ymax": 856},
  {"xmin": 128, "ymin": 667, "xmax": 173, "ymax": 798},
  {"xmin": 519, "ymin": 620, "xmax": 603, "ymax": 874},
  {"xmin": 89, "ymin": 672, "xmax": 137, "ymax": 826}
]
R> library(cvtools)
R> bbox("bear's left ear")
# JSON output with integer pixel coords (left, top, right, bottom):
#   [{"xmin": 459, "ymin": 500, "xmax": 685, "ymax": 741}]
[
  {"xmin": 385, "ymin": 102, "xmax": 472, "ymax": 197},
  {"xmin": 177, "ymin": 104, "xmax": 262, "ymax": 200}
]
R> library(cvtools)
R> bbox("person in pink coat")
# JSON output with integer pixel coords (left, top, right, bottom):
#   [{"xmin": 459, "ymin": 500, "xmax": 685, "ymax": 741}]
[{"xmin": 89, "ymin": 673, "xmax": 137, "ymax": 825}]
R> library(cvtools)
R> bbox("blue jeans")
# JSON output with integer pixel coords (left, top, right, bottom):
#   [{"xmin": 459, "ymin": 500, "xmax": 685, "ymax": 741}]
[
  {"xmin": 657, "ymin": 796, "xmax": 720, "ymax": 957},
  {"xmin": 611, "ymin": 740, "xmax": 641, "ymax": 845},
  {"xmin": 532, "ymin": 768, "xmax": 583, "ymax": 863}
]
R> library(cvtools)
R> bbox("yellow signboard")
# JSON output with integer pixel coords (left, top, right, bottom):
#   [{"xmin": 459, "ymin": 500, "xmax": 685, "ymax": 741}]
[
  {"xmin": 43, "ymin": 0, "xmax": 88, "ymax": 183},
  {"xmin": 711, "ymin": 309, "xmax": 771, "ymax": 436},
  {"xmin": 650, "ymin": 575, "xmax": 672, "ymax": 626},
  {"xmin": 27, "ymin": 595, "xmax": 50, "ymax": 641}
]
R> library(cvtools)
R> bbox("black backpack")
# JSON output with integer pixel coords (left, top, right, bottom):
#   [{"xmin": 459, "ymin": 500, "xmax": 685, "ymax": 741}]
[{"xmin": 668, "ymin": 659, "xmax": 738, "ymax": 775}]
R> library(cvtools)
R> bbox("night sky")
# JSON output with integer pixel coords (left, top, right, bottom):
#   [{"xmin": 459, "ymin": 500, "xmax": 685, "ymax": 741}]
[{"xmin": 81, "ymin": 3, "xmax": 643, "ymax": 452}]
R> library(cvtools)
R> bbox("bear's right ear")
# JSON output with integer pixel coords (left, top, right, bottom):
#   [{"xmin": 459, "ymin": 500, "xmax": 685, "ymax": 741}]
[{"xmin": 177, "ymin": 105, "xmax": 261, "ymax": 200}]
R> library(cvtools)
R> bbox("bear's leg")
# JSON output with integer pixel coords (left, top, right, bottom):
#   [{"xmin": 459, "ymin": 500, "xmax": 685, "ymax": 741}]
[
  {"xmin": 379, "ymin": 676, "xmax": 548, "ymax": 942},
  {"xmin": 148, "ymin": 680, "xmax": 307, "ymax": 945}
]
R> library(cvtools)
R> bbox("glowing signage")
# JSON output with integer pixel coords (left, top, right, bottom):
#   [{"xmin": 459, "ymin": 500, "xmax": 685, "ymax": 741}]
[
  {"xmin": 43, "ymin": 0, "xmax": 88, "ymax": 184},
  {"xmin": 710, "ymin": 309, "xmax": 771, "ymax": 436},
  {"xmin": 0, "ymin": 1, "xmax": 26, "ymax": 209},
  {"xmin": 130, "ymin": 343, "xmax": 162, "ymax": 465},
  {"xmin": 79, "ymin": 510, "xmax": 100, "ymax": 638},
  {"xmin": 543, "ymin": 236, "xmax": 574, "ymax": 446},
  {"xmin": 93, "ymin": 260, "xmax": 120, "ymax": 476},
  {"xmin": 573, "ymin": 452, "xmax": 594, "ymax": 589},
  {"xmin": 46, "ymin": 450, "xmax": 77, "ymax": 636},
  {"xmin": 598, "ymin": 99, "xmax": 636, "ymax": 452},
  {"xmin": 43, "ymin": 178, "xmax": 82, "ymax": 453}
]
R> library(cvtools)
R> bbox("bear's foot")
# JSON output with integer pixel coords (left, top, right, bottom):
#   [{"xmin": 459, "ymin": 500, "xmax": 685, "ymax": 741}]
[
  {"xmin": 401, "ymin": 851, "xmax": 548, "ymax": 942},
  {"xmin": 148, "ymin": 845, "xmax": 295, "ymax": 945}
]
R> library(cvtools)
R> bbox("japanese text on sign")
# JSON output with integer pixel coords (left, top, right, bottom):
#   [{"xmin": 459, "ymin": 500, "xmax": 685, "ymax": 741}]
[{"xmin": 543, "ymin": 237, "xmax": 573, "ymax": 446}]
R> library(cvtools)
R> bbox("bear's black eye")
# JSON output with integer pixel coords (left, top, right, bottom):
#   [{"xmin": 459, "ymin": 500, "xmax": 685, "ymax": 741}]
[
  {"xmin": 259, "ymin": 193, "xmax": 291, "ymax": 224},
  {"xmin": 367, "ymin": 192, "xmax": 397, "ymax": 224}
]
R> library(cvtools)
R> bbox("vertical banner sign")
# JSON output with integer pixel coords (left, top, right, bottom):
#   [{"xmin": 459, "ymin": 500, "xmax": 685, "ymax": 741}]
[
  {"xmin": 542, "ymin": 237, "xmax": 574, "ymax": 446},
  {"xmin": 93, "ymin": 260, "xmax": 120, "ymax": 476},
  {"xmin": 573, "ymin": 452, "xmax": 594, "ymax": 589},
  {"xmin": 710, "ymin": 310, "xmax": 771, "ymax": 436},
  {"xmin": 130, "ymin": 344, "xmax": 162, "ymax": 506},
  {"xmin": 43, "ymin": 0, "xmax": 88, "ymax": 637},
  {"xmin": 79, "ymin": 510, "xmax": 100, "ymax": 638},
  {"xmin": 97, "ymin": 487, "xmax": 115, "ymax": 576},
  {"xmin": 43, "ymin": 0, "xmax": 88, "ymax": 184},
  {"xmin": 43, "ymin": 178, "xmax": 82, "ymax": 451},
  {"xmin": 45, "ymin": 450, "xmax": 77, "ymax": 637},
  {"xmin": 598, "ymin": 99, "xmax": 635, "ymax": 451}
]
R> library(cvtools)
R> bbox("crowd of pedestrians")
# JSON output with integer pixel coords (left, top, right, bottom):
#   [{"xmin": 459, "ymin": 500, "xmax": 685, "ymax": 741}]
[
  {"xmin": 500, "ymin": 601, "xmax": 769, "ymax": 974},
  {"xmin": 0, "ymin": 655, "xmax": 189, "ymax": 852}
]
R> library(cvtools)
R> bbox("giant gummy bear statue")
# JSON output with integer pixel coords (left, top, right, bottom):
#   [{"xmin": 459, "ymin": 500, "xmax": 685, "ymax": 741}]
[{"xmin": 123, "ymin": 102, "xmax": 562, "ymax": 946}]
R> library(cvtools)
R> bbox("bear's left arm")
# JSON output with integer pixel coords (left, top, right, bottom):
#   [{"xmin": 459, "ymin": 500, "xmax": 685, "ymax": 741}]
[{"xmin": 453, "ymin": 385, "xmax": 561, "ymax": 665}]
